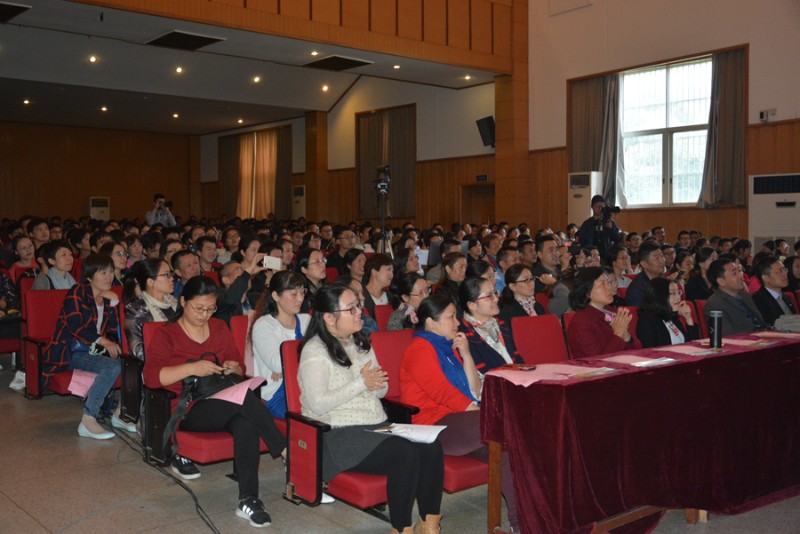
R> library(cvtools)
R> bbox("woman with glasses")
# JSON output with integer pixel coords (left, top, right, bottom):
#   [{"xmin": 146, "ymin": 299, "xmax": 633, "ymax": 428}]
[
  {"xmin": 566, "ymin": 267, "xmax": 641, "ymax": 359},
  {"xmin": 99, "ymin": 241, "xmax": 128, "ymax": 286},
  {"xmin": 400, "ymin": 292, "xmax": 520, "ymax": 533},
  {"xmin": 497, "ymin": 264, "xmax": 545, "ymax": 324},
  {"xmin": 294, "ymin": 248, "xmax": 327, "ymax": 313},
  {"xmin": 42, "ymin": 254, "xmax": 129, "ymax": 440},
  {"xmin": 250, "ymin": 271, "xmax": 310, "ymax": 419},
  {"xmin": 124, "ymin": 258, "xmax": 179, "ymax": 361},
  {"xmin": 637, "ymin": 277, "xmax": 698, "ymax": 348},
  {"xmin": 387, "ymin": 273, "xmax": 429, "ymax": 331},
  {"xmin": 143, "ymin": 276, "xmax": 287, "ymax": 528},
  {"xmin": 298, "ymin": 284, "xmax": 444, "ymax": 534},
  {"xmin": 458, "ymin": 277, "xmax": 522, "ymax": 374},
  {"xmin": 9, "ymin": 235, "xmax": 40, "ymax": 283}
]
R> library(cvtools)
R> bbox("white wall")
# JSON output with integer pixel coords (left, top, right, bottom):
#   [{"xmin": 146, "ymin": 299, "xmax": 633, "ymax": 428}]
[
  {"xmin": 530, "ymin": 0, "xmax": 800, "ymax": 149},
  {"xmin": 328, "ymin": 77, "xmax": 495, "ymax": 170}
]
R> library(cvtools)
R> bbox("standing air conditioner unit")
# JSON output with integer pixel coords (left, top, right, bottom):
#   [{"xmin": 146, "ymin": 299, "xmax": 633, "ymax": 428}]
[
  {"xmin": 748, "ymin": 173, "xmax": 800, "ymax": 249},
  {"xmin": 291, "ymin": 186, "xmax": 306, "ymax": 220},
  {"xmin": 89, "ymin": 197, "xmax": 110, "ymax": 221},
  {"xmin": 567, "ymin": 172, "xmax": 602, "ymax": 225}
]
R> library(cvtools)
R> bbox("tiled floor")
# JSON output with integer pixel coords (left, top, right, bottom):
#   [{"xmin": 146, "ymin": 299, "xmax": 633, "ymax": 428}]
[{"xmin": 1, "ymin": 352, "xmax": 798, "ymax": 533}]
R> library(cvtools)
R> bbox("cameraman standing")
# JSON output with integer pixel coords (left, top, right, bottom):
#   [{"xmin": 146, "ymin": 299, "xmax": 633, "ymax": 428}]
[
  {"xmin": 146, "ymin": 193, "xmax": 176, "ymax": 227},
  {"xmin": 577, "ymin": 195, "xmax": 622, "ymax": 262}
]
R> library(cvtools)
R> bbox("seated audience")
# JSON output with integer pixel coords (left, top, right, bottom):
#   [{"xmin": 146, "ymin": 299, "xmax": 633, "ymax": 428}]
[
  {"xmin": 339, "ymin": 275, "xmax": 380, "ymax": 335},
  {"xmin": 124, "ymin": 258, "xmax": 179, "ymax": 361},
  {"xmin": 361, "ymin": 253, "xmax": 394, "ymax": 318},
  {"xmin": 125, "ymin": 234, "xmax": 145, "ymax": 268},
  {"xmin": 785, "ymin": 255, "xmax": 800, "ymax": 292},
  {"xmin": 566, "ymin": 267, "xmax": 641, "ymax": 358},
  {"xmin": 250, "ymin": 271, "xmax": 310, "ymax": 419},
  {"xmin": 143, "ymin": 276, "xmax": 286, "ymax": 527},
  {"xmin": 343, "ymin": 249, "xmax": 366, "ymax": 282},
  {"xmin": 294, "ymin": 248, "xmax": 327, "ymax": 313},
  {"xmin": 393, "ymin": 247, "xmax": 423, "ymax": 278},
  {"xmin": 32, "ymin": 240, "xmax": 77, "ymax": 290},
  {"xmin": 465, "ymin": 260, "xmax": 495, "ymax": 282},
  {"xmin": 195, "ymin": 235, "xmax": 221, "ymax": 274},
  {"xmin": 400, "ymin": 293, "xmax": 519, "ymax": 532},
  {"xmin": 532, "ymin": 235, "xmax": 560, "ymax": 293},
  {"xmin": 218, "ymin": 227, "xmax": 241, "ymax": 264},
  {"xmin": 458, "ymin": 277, "xmax": 522, "ymax": 373},
  {"xmin": 609, "ymin": 245, "xmax": 632, "ymax": 288},
  {"xmin": 685, "ymin": 247, "xmax": 717, "ymax": 301},
  {"xmin": 497, "ymin": 264, "xmax": 545, "ymax": 323},
  {"xmin": 387, "ymin": 272, "xmax": 429, "ymax": 331},
  {"xmin": 216, "ymin": 257, "xmax": 266, "ymax": 324},
  {"xmin": 9, "ymin": 235, "xmax": 39, "ymax": 283},
  {"xmin": 160, "ymin": 238, "xmax": 183, "ymax": 265},
  {"xmin": 98, "ymin": 241, "xmax": 128, "ymax": 286},
  {"xmin": 427, "ymin": 239, "xmax": 463, "ymax": 282},
  {"xmin": 465, "ymin": 237, "xmax": 483, "ymax": 264},
  {"xmin": 751, "ymin": 255, "xmax": 796, "ymax": 327},
  {"xmin": 436, "ymin": 252, "xmax": 468, "ymax": 306},
  {"xmin": 625, "ymin": 242, "xmax": 666, "ymax": 306},
  {"xmin": 704, "ymin": 258, "xmax": 766, "ymax": 336},
  {"xmin": 637, "ymin": 277, "xmax": 698, "ymax": 348},
  {"xmin": 325, "ymin": 225, "xmax": 357, "ymax": 275},
  {"xmin": 171, "ymin": 250, "xmax": 201, "ymax": 297},
  {"xmin": 494, "ymin": 246, "xmax": 521, "ymax": 293},
  {"xmin": 298, "ymin": 284, "xmax": 444, "ymax": 533}
]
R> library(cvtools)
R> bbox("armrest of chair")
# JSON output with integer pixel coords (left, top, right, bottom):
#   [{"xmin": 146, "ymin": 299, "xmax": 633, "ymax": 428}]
[
  {"xmin": 382, "ymin": 397, "xmax": 420, "ymax": 424},
  {"xmin": 21, "ymin": 335, "xmax": 48, "ymax": 400},
  {"xmin": 143, "ymin": 387, "xmax": 177, "ymax": 466},
  {"xmin": 119, "ymin": 354, "xmax": 143, "ymax": 424},
  {"xmin": 284, "ymin": 411, "xmax": 331, "ymax": 506}
]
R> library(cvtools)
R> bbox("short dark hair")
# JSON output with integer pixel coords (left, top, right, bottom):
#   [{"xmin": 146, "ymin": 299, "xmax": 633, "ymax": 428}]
[
  {"xmin": 440, "ymin": 238, "xmax": 462, "ymax": 256},
  {"xmin": 754, "ymin": 255, "xmax": 780, "ymax": 283},
  {"xmin": 706, "ymin": 258, "xmax": 735, "ymax": 289},
  {"xmin": 496, "ymin": 246, "xmax": 518, "ymax": 266},
  {"xmin": 568, "ymin": 267, "xmax": 606, "ymax": 311},
  {"xmin": 465, "ymin": 260, "xmax": 493, "ymax": 279},
  {"xmin": 458, "ymin": 276, "xmax": 493, "ymax": 312},
  {"xmin": 639, "ymin": 277, "xmax": 674, "ymax": 321},
  {"xmin": 416, "ymin": 292, "xmax": 456, "ymax": 331},
  {"xmin": 501, "ymin": 264, "xmax": 533, "ymax": 304},
  {"xmin": 195, "ymin": 235, "xmax": 217, "ymax": 251},
  {"xmin": 362, "ymin": 253, "xmax": 393, "ymax": 285},
  {"xmin": 40, "ymin": 240, "xmax": 72, "ymax": 268},
  {"xmin": 82, "ymin": 253, "xmax": 114, "ymax": 282},
  {"xmin": 638, "ymin": 242, "xmax": 662, "ymax": 264},
  {"xmin": 534, "ymin": 234, "xmax": 556, "ymax": 252},
  {"xmin": 171, "ymin": 249, "xmax": 195, "ymax": 271}
]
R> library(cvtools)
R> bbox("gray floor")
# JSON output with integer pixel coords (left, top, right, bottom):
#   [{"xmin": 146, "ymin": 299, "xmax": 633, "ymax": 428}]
[{"xmin": 1, "ymin": 351, "xmax": 798, "ymax": 533}]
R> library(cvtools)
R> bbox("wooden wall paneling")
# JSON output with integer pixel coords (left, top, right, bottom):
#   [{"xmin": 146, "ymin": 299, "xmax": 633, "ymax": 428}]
[
  {"xmin": 397, "ymin": 0, "xmax": 422, "ymax": 40},
  {"xmin": 447, "ymin": 0, "xmax": 470, "ymax": 50},
  {"xmin": 747, "ymin": 120, "xmax": 800, "ymax": 175},
  {"xmin": 201, "ymin": 182, "xmax": 222, "ymax": 218},
  {"xmin": 370, "ymin": 0, "xmax": 397, "ymax": 36},
  {"xmin": 279, "ymin": 0, "xmax": 311, "ymax": 19},
  {"xmin": 312, "ymin": 0, "xmax": 341, "ymax": 25},
  {"xmin": 342, "ymin": 0, "xmax": 370, "ymax": 30},
  {"xmin": 211, "ymin": 0, "xmax": 245, "ymax": 8},
  {"xmin": 491, "ymin": 2, "xmax": 512, "ymax": 57},
  {"xmin": 248, "ymin": 0, "xmax": 280, "ymax": 14},
  {"xmin": 423, "ymin": 0, "xmax": 447, "ymax": 45},
  {"xmin": 470, "ymin": 0, "xmax": 493, "ymax": 54}
]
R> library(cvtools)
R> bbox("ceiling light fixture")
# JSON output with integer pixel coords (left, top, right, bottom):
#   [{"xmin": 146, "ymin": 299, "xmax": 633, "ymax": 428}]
[
  {"xmin": 23, "ymin": 99, "xmax": 30, "ymax": 105},
  {"xmin": 253, "ymin": 76, "xmax": 261, "ymax": 83},
  {"xmin": 101, "ymin": 106, "xmax": 108, "ymax": 112},
  {"xmin": 322, "ymin": 84, "xmax": 329, "ymax": 92},
  {"xmin": 464, "ymin": 75, "xmax": 472, "ymax": 80},
  {"xmin": 172, "ymin": 113, "xmax": 179, "ymax": 119},
  {"xmin": 237, "ymin": 119, "xmax": 244, "ymax": 124},
  {"xmin": 175, "ymin": 66, "xmax": 183, "ymax": 74},
  {"xmin": 393, "ymin": 65, "xmax": 400, "ymax": 69},
  {"xmin": 311, "ymin": 50, "xmax": 319, "ymax": 56},
  {"xmin": 89, "ymin": 55, "xmax": 98, "ymax": 63}
]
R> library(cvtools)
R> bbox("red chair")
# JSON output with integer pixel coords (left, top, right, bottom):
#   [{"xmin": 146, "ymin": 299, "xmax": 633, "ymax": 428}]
[
  {"xmin": 694, "ymin": 299, "xmax": 709, "ymax": 338},
  {"xmin": 784, "ymin": 292, "xmax": 799, "ymax": 312},
  {"xmin": 562, "ymin": 312, "xmax": 576, "ymax": 335},
  {"xmin": 372, "ymin": 304, "xmax": 393, "ymax": 331},
  {"xmin": 9, "ymin": 264, "xmax": 34, "ymax": 285},
  {"xmin": 617, "ymin": 286, "xmax": 628, "ymax": 300},
  {"xmin": 511, "ymin": 315, "xmax": 569, "ymax": 364},
  {"xmin": 371, "ymin": 330, "xmax": 488, "ymax": 494},
  {"xmin": 282, "ymin": 340, "xmax": 388, "ymax": 511},
  {"xmin": 23, "ymin": 290, "xmax": 69, "ymax": 399},
  {"xmin": 70, "ymin": 257, "xmax": 83, "ymax": 281},
  {"xmin": 203, "ymin": 270, "xmax": 220, "ymax": 285},
  {"xmin": 140, "ymin": 322, "xmax": 269, "ymax": 466},
  {"xmin": 534, "ymin": 292, "xmax": 550, "ymax": 312},
  {"xmin": 325, "ymin": 267, "xmax": 339, "ymax": 283}
]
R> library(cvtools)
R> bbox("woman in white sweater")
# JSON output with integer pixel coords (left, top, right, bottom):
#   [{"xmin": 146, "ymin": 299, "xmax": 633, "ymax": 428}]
[
  {"xmin": 250, "ymin": 271, "xmax": 311, "ymax": 419},
  {"xmin": 298, "ymin": 283, "xmax": 444, "ymax": 534}
]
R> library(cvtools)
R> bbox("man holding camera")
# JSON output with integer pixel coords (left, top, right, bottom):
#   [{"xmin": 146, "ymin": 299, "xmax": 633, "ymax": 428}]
[
  {"xmin": 577, "ymin": 194, "xmax": 622, "ymax": 262},
  {"xmin": 146, "ymin": 193, "xmax": 176, "ymax": 227}
]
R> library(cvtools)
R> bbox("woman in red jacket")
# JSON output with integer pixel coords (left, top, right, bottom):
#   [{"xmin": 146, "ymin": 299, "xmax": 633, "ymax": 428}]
[{"xmin": 400, "ymin": 292, "xmax": 518, "ymax": 533}]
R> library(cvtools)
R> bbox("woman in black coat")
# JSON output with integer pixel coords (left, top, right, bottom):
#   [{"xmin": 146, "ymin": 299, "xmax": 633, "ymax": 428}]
[
  {"xmin": 637, "ymin": 277, "xmax": 699, "ymax": 348},
  {"xmin": 497, "ymin": 264, "xmax": 545, "ymax": 323}
]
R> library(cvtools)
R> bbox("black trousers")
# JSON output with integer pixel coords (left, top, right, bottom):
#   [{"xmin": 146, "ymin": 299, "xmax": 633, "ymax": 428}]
[
  {"xmin": 348, "ymin": 437, "xmax": 444, "ymax": 529},
  {"xmin": 180, "ymin": 389, "xmax": 287, "ymax": 499}
]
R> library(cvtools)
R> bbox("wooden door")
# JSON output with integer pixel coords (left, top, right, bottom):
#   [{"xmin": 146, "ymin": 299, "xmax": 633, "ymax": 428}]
[{"xmin": 461, "ymin": 185, "xmax": 495, "ymax": 225}]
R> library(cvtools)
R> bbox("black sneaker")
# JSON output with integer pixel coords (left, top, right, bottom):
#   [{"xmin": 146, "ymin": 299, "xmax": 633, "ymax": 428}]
[
  {"xmin": 171, "ymin": 456, "xmax": 201, "ymax": 480},
  {"xmin": 237, "ymin": 496, "xmax": 271, "ymax": 528}
]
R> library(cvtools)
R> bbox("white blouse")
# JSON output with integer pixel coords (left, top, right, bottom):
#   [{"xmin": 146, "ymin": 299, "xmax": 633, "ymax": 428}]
[{"xmin": 251, "ymin": 313, "xmax": 310, "ymax": 401}]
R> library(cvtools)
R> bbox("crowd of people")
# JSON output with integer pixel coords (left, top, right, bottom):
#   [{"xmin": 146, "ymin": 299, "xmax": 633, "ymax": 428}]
[{"xmin": 2, "ymin": 193, "xmax": 800, "ymax": 531}]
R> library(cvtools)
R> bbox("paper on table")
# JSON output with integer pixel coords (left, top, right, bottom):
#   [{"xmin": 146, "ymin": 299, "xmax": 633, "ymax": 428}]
[
  {"xmin": 755, "ymin": 331, "xmax": 800, "ymax": 339},
  {"xmin": 653, "ymin": 344, "xmax": 720, "ymax": 356},
  {"xmin": 209, "ymin": 376, "xmax": 266, "ymax": 405},
  {"xmin": 68, "ymin": 369, "xmax": 97, "ymax": 397},
  {"xmin": 569, "ymin": 367, "xmax": 619, "ymax": 378},
  {"xmin": 372, "ymin": 424, "xmax": 446, "ymax": 443},
  {"xmin": 603, "ymin": 354, "xmax": 678, "ymax": 367},
  {"xmin": 488, "ymin": 368, "xmax": 566, "ymax": 387}
]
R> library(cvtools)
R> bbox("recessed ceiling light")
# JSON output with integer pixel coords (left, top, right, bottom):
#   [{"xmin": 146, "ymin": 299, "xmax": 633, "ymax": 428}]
[
  {"xmin": 311, "ymin": 50, "xmax": 319, "ymax": 56},
  {"xmin": 100, "ymin": 106, "xmax": 108, "ymax": 112},
  {"xmin": 393, "ymin": 65, "xmax": 400, "ymax": 70},
  {"xmin": 23, "ymin": 99, "xmax": 30, "ymax": 105},
  {"xmin": 172, "ymin": 113, "xmax": 179, "ymax": 119},
  {"xmin": 89, "ymin": 55, "xmax": 98, "ymax": 63},
  {"xmin": 322, "ymin": 84, "xmax": 329, "ymax": 92},
  {"xmin": 237, "ymin": 119, "xmax": 244, "ymax": 124},
  {"xmin": 253, "ymin": 76, "xmax": 261, "ymax": 83},
  {"xmin": 175, "ymin": 66, "xmax": 183, "ymax": 74},
  {"xmin": 464, "ymin": 75, "xmax": 472, "ymax": 80}
]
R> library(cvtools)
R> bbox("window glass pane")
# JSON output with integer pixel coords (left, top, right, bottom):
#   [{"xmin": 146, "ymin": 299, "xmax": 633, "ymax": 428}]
[
  {"xmin": 622, "ymin": 69, "xmax": 666, "ymax": 133},
  {"xmin": 668, "ymin": 60, "xmax": 712, "ymax": 127},
  {"xmin": 672, "ymin": 130, "xmax": 707, "ymax": 203},
  {"xmin": 623, "ymin": 134, "xmax": 663, "ymax": 205}
]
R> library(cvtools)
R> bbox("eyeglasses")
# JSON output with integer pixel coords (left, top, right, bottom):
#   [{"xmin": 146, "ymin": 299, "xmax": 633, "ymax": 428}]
[
  {"xmin": 476, "ymin": 290, "xmax": 500, "ymax": 301},
  {"xmin": 770, "ymin": 266, "xmax": 789, "ymax": 274},
  {"xmin": 308, "ymin": 258, "xmax": 327, "ymax": 266},
  {"xmin": 338, "ymin": 234, "xmax": 356, "ymax": 240},
  {"xmin": 283, "ymin": 288, "xmax": 307, "ymax": 297},
  {"xmin": 156, "ymin": 270, "xmax": 175, "ymax": 278},
  {"xmin": 112, "ymin": 250, "xmax": 129, "ymax": 258},
  {"xmin": 514, "ymin": 277, "xmax": 535, "ymax": 284},
  {"xmin": 188, "ymin": 303, "xmax": 217, "ymax": 315},
  {"xmin": 334, "ymin": 302, "xmax": 364, "ymax": 315},
  {"xmin": 669, "ymin": 290, "xmax": 683, "ymax": 297},
  {"xmin": 409, "ymin": 287, "xmax": 431, "ymax": 297}
]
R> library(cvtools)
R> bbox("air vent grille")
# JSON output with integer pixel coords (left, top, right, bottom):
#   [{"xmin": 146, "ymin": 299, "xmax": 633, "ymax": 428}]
[
  {"xmin": 147, "ymin": 30, "xmax": 224, "ymax": 51},
  {"xmin": 304, "ymin": 55, "xmax": 373, "ymax": 71},
  {"xmin": 0, "ymin": 2, "xmax": 30, "ymax": 23},
  {"xmin": 753, "ymin": 173, "xmax": 800, "ymax": 194}
]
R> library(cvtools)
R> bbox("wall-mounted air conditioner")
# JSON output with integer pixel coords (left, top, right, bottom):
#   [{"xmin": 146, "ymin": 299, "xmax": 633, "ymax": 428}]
[
  {"xmin": 291, "ymin": 185, "xmax": 306, "ymax": 220},
  {"xmin": 567, "ymin": 171, "xmax": 602, "ymax": 225},
  {"xmin": 89, "ymin": 197, "xmax": 110, "ymax": 221},
  {"xmin": 748, "ymin": 173, "xmax": 800, "ymax": 249}
]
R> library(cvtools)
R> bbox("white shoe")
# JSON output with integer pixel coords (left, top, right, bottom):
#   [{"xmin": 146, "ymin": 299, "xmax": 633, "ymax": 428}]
[
  {"xmin": 78, "ymin": 422, "xmax": 115, "ymax": 440},
  {"xmin": 111, "ymin": 415, "xmax": 138, "ymax": 433},
  {"xmin": 9, "ymin": 371, "xmax": 25, "ymax": 391},
  {"xmin": 321, "ymin": 492, "xmax": 335, "ymax": 504}
]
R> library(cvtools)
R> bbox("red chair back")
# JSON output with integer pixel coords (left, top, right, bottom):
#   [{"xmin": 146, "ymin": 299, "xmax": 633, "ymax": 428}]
[
  {"xmin": 694, "ymin": 299, "xmax": 708, "ymax": 338},
  {"xmin": 617, "ymin": 286, "xmax": 628, "ymax": 300},
  {"xmin": 142, "ymin": 321, "xmax": 166, "ymax": 354},
  {"xmin": 562, "ymin": 312, "xmax": 576, "ymax": 335},
  {"xmin": 784, "ymin": 292, "xmax": 799, "ymax": 312},
  {"xmin": 326, "ymin": 267, "xmax": 339, "ymax": 283},
  {"xmin": 9, "ymin": 265, "xmax": 34, "ymax": 285},
  {"xmin": 371, "ymin": 329, "xmax": 414, "ymax": 398},
  {"xmin": 511, "ymin": 315, "xmax": 569, "ymax": 364},
  {"xmin": 373, "ymin": 304, "xmax": 393, "ymax": 331},
  {"xmin": 18, "ymin": 277, "xmax": 35, "ymax": 319},
  {"xmin": 281, "ymin": 340, "xmax": 303, "ymax": 413},
  {"xmin": 534, "ymin": 292, "xmax": 550, "ymax": 311},
  {"xmin": 70, "ymin": 257, "xmax": 83, "ymax": 281},
  {"xmin": 25, "ymin": 290, "xmax": 68, "ymax": 339},
  {"xmin": 230, "ymin": 313, "xmax": 254, "ymax": 374},
  {"xmin": 204, "ymin": 270, "xmax": 220, "ymax": 285}
]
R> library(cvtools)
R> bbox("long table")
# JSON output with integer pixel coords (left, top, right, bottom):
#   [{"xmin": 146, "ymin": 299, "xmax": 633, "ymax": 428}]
[{"xmin": 480, "ymin": 334, "xmax": 800, "ymax": 534}]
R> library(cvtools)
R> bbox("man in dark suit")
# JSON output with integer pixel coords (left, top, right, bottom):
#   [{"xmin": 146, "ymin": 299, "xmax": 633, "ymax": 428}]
[
  {"xmin": 705, "ymin": 258, "xmax": 766, "ymax": 336},
  {"xmin": 751, "ymin": 255, "xmax": 795, "ymax": 326},
  {"xmin": 625, "ymin": 242, "xmax": 666, "ymax": 307}
]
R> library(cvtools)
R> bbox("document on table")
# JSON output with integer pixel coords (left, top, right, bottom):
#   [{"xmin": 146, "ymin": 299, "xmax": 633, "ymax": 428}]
[
  {"xmin": 755, "ymin": 331, "xmax": 800, "ymax": 339},
  {"xmin": 489, "ymin": 363, "xmax": 621, "ymax": 386},
  {"xmin": 372, "ymin": 424, "xmax": 447, "ymax": 443},
  {"xmin": 603, "ymin": 354, "xmax": 678, "ymax": 367},
  {"xmin": 653, "ymin": 344, "xmax": 725, "ymax": 356}
]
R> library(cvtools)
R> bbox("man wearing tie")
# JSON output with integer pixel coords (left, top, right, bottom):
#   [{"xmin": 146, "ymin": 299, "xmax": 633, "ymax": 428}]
[
  {"xmin": 705, "ymin": 258, "xmax": 767, "ymax": 336},
  {"xmin": 752, "ymin": 256, "xmax": 796, "ymax": 326}
]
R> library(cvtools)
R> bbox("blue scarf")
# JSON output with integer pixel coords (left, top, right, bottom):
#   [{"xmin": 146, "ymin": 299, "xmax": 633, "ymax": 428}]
[{"xmin": 413, "ymin": 330, "xmax": 479, "ymax": 405}]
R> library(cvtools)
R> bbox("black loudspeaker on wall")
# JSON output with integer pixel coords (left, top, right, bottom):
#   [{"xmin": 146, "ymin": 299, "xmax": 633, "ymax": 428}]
[{"xmin": 476, "ymin": 116, "xmax": 495, "ymax": 147}]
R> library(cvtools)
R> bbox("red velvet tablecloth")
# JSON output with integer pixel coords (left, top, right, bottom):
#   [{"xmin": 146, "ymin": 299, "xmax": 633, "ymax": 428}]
[{"xmin": 480, "ymin": 335, "xmax": 800, "ymax": 534}]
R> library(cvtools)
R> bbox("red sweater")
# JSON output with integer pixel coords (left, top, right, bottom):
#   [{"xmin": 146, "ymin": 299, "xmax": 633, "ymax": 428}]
[
  {"xmin": 143, "ymin": 319, "xmax": 242, "ymax": 399},
  {"xmin": 567, "ymin": 305, "xmax": 641, "ymax": 359},
  {"xmin": 399, "ymin": 336, "xmax": 474, "ymax": 425}
]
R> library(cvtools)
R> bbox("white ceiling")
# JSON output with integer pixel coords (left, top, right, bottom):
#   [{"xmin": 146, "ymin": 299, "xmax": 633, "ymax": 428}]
[{"xmin": 0, "ymin": 0, "xmax": 499, "ymax": 135}]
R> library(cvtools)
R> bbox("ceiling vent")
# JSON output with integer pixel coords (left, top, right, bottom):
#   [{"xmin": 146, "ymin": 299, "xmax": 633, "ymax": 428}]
[
  {"xmin": 147, "ymin": 30, "xmax": 224, "ymax": 51},
  {"xmin": 0, "ymin": 2, "xmax": 30, "ymax": 23},
  {"xmin": 304, "ymin": 55, "xmax": 373, "ymax": 71}
]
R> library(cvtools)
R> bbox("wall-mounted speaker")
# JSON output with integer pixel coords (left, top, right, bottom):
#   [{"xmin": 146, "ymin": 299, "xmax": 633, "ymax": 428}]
[{"xmin": 476, "ymin": 116, "xmax": 495, "ymax": 147}]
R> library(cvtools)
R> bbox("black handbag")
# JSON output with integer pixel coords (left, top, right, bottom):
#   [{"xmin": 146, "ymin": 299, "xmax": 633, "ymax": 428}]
[{"xmin": 162, "ymin": 352, "xmax": 246, "ymax": 462}]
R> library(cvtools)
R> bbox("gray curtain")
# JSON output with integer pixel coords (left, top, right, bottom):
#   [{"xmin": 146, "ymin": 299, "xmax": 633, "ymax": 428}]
[
  {"xmin": 598, "ymin": 75, "xmax": 623, "ymax": 205},
  {"xmin": 273, "ymin": 126, "xmax": 293, "ymax": 221},
  {"xmin": 357, "ymin": 105, "xmax": 416, "ymax": 219},
  {"xmin": 697, "ymin": 48, "xmax": 746, "ymax": 208},
  {"xmin": 218, "ymin": 134, "xmax": 240, "ymax": 219},
  {"xmin": 568, "ymin": 76, "xmax": 604, "ymax": 174}
]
